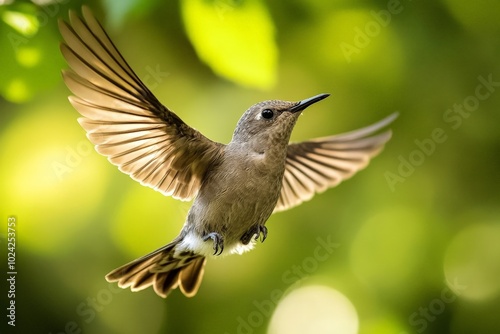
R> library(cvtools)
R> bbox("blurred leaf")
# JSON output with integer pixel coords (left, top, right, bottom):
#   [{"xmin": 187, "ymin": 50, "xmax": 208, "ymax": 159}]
[{"xmin": 181, "ymin": 0, "xmax": 277, "ymax": 89}]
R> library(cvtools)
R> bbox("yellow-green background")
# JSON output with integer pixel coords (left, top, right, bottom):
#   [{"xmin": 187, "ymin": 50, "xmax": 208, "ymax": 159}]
[{"xmin": 1, "ymin": 0, "xmax": 499, "ymax": 333}]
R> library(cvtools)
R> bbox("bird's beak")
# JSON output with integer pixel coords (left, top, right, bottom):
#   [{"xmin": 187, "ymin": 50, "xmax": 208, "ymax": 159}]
[{"xmin": 290, "ymin": 93, "xmax": 330, "ymax": 113}]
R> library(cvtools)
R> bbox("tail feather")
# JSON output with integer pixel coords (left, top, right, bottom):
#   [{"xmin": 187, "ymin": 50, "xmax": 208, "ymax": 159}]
[
  {"xmin": 106, "ymin": 242, "xmax": 206, "ymax": 298},
  {"xmin": 153, "ymin": 268, "xmax": 182, "ymax": 297},
  {"xmin": 179, "ymin": 257, "xmax": 206, "ymax": 297}
]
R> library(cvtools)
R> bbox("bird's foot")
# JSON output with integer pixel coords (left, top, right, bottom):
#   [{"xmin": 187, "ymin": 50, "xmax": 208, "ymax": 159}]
[
  {"xmin": 202, "ymin": 232, "xmax": 224, "ymax": 256},
  {"xmin": 241, "ymin": 225, "xmax": 268, "ymax": 245}
]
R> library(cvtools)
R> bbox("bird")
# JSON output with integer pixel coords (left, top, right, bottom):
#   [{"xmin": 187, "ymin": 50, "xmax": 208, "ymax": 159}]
[{"xmin": 58, "ymin": 6, "xmax": 397, "ymax": 298}]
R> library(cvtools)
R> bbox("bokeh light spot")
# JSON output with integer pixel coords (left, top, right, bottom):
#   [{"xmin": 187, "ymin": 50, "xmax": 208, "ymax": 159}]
[
  {"xmin": 350, "ymin": 208, "xmax": 426, "ymax": 294},
  {"xmin": 2, "ymin": 10, "xmax": 39, "ymax": 36},
  {"xmin": 5, "ymin": 78, "xmax": 30, "ymax": 102},
  {"xmin": 0, "ymin": 102, "xmax": 110, "ymax": 254},
  {"xmin": 268, "ymin": 285, "xmax": 358, "ymax": 334},
  {"xmin": 444, "ymin": 223, "xmax": 500, "ymax": 301},
  {"xmin": 110, "ymin": 185, "xmax": 187, "ymax": 258},
  {"xmin": 443, "ymin": 0, "xmax": 500, "ymax": 34},
  {"xmin": 313, "ymin": 9, "xmax": 403, "ymax": 82},
  {"xmin": 16, "ymin": 46, "xmax": 41, "ymax": 67}
]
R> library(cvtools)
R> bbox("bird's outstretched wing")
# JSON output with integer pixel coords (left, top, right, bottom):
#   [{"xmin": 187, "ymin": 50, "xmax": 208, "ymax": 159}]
[
  {"xmin": 59, "ymin": 7, "xmax": 224, "ymax": 201},
  {"xmin": 274, "ymin": 113, "xmax": 398, "ymax": 212}
]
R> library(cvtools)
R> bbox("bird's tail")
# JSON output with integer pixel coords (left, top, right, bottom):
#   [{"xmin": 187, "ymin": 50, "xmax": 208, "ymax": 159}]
[{"xmin": 105, "ymin": 241, "xmax": 206, "ymax": 298}]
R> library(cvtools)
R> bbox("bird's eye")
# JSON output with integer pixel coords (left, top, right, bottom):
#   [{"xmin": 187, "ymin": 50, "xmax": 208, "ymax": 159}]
[{"xmin": 261, "ymin": 109, "xmax": 274, "ymax": 119}]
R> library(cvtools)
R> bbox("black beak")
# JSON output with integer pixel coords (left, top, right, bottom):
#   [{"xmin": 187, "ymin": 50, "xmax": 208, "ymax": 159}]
[{"xmin": 290, "ymin": 93, "xmax": 330, "ymax": 113}]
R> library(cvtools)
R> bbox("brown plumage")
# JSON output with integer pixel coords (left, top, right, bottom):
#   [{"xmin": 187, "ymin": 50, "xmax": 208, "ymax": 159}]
[{"xmin": 59, "ymin": 6, "xmax": 397, "ymax": 298}]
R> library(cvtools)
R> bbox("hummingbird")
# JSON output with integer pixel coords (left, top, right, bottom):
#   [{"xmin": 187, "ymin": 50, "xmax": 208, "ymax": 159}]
[{"xmin": 59, "ymin": 7, "xmax": 397, "ymax": 298}]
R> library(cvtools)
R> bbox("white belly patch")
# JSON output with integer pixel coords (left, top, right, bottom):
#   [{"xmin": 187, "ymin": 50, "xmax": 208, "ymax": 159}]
[{"xmin": 176, "ymin": 231, "xmax": 256, "ymax": 258}]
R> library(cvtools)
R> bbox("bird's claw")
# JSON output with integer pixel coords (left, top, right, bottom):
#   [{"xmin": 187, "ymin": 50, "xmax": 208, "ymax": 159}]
[
  {"xmin": 241, "ymin": 225, "xmax": 268, "ymax": 245},
  {"xmin": 203, "ymin": 232, "xmax": 224, "ymax": 256}
]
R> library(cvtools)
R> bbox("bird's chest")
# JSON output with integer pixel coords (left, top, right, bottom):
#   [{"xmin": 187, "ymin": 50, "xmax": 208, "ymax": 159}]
[
  {"xmin": 190, "ymin": 150, "xmax": 285, "ymax": 233},
  {"xmin": 213, "ymin": 150, "xmax": 285, "ymax": 203}
]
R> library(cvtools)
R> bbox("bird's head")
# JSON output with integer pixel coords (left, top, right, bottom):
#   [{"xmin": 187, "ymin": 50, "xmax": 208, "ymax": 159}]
[{"xmin": 231, "ymin": 93, "xmax": 330, "ymax": 146}]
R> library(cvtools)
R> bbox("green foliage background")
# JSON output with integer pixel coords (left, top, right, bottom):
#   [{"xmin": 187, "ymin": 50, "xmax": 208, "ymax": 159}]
[{"xmin": 1, "ymin": 0, "xmax": 499, "ymax": 333}]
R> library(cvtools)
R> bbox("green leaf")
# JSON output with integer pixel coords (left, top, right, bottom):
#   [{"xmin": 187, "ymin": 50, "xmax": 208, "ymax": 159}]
[{"xmin": 181, "ymin": 0, "xmax": 278, "ymax": 90}]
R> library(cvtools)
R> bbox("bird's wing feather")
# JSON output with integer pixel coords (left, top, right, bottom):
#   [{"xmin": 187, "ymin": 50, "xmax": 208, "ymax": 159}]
[
  {"xmin": 59, "ymin": 7, "xmax": 223, "ymax": 201},
  {"xmin": 274, "ymin": 113, "xmax": 398, "ymax": 212}
]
